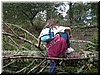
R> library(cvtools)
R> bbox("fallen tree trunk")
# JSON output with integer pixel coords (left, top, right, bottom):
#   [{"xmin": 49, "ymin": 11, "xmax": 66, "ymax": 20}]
[{"xmin": 3, "ymin": 55, "xmax": 90, "ymax": 61}]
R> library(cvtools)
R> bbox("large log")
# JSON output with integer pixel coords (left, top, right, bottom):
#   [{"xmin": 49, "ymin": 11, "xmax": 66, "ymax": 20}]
[{"xmin": 3, "ymin": 55, "xmax": 90, "ymax": 61}]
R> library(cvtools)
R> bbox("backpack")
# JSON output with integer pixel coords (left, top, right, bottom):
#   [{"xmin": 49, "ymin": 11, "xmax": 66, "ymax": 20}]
[{"xmin": 41, "ymin": 28, "xmax": 54, "ymax": 42}]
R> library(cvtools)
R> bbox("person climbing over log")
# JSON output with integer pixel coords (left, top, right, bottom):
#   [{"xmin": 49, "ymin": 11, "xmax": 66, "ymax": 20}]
[{"xmin": 35, "ymin": 19, "xmax": 74, "ymax": 74}]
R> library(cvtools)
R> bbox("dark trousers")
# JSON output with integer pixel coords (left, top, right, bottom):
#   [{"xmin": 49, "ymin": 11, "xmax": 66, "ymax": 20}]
[
  {"xmin": 49, "ymin": 32, "xmax": 70, "ymax": 74},
  {"xmin": 49, "ymin": 60, "xmax": 57, "ymax": 74},
  {"xmin": 60, "ymin": 31, "xmax": 70, "ymax": 48}
]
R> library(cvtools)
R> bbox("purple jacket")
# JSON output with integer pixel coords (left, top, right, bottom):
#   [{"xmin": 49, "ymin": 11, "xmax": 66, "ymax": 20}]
[{"xmin": 46, "ymin": 35, "xmax": 67, "ymax": 57}]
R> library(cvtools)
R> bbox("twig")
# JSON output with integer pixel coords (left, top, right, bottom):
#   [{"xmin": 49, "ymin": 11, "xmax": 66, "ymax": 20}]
[
  {"xmin": 3, "ymin": 31, "xmax": 33, "ymax": 44},
  {"xmin": 71, "ymin": 39, "xmax": 95, "ymax": 45},
  {"xmin": 7, "ymin": 42, "xmax": 19, "ymax": 50},
  {"xmin": 27, "ymin": 58, "xmax": 46, "ymax": 74},
  {"xmin": 4, "ymin": 22, "xmax": 38, "ymax": 42},
  {"xmin": 3, "ymin": 60, "xmax": 16, "ymax": 68},
  {"xmin": 15, "ymin": 60, "xmax": 35, "ymax": 73},
  {"xmin": 3, "ymin": 22, "xmax": 45, "ymax": 48},
  {"xmin": 37, "ymin": 61, "xmax": 49, "ymax": 73},
  {"xmin": 7, "ymin": 36, "xmax": 20, "ymax": 49},
  {"xmin": 77, "ymin": 65, "xmax": 85, "ymax": 73},
  {"xmin": 3, "ymin": 32, "xmax": 44, "ymax": 51},
  {"xmin": 2, "ymin": 70, "xmax": 16, "ymax": 74},
  {"xmin": 4, "ymin": 23, "xmax": 18, "ymax": 36}
]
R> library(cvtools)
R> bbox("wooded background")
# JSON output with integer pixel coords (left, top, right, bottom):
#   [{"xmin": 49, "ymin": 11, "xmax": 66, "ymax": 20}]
[
  {"xmin": 3, "ymin": 2, "xmax": 98, "ymax": 51},
  {"xmin": 2, "ymin": 2, "xmax": 99, "ymax": 74}
]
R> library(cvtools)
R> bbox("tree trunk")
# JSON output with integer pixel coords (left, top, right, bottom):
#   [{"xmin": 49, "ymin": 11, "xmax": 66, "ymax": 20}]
[{"xmin": 69, "ymin": 2, "xmax": 73, "ymax": 26}]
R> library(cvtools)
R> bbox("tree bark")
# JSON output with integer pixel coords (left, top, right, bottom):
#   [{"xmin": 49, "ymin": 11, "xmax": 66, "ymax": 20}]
[{"xmin": 69, "ymin": 2, "xmax": 73, "ymax": 26}]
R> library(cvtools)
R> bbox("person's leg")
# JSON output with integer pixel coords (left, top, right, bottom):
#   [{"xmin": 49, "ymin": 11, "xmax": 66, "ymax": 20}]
[
  {"xmin": 61, "ymin": 32, "xmax": 74, "ymax": 54},
  {"xmin": 49, "ymin": 60, "xmax": 57, "ymax": 74},
  {"xmin": 60, "ymin": 32, "xmax": 70, "ymax": 48}
]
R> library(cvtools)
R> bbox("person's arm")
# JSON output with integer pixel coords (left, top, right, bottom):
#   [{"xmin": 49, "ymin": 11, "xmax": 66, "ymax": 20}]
[
  {"xmin": 64, "ymin": 27, "xmax": 72, "ymax": 39},
  {"xmin": 37, "ymin": 37, "xmax": 41, "ymax": 47},
  {"xmin": 35, "ymin": 37, "xmax": 41, "ymax": 48}
]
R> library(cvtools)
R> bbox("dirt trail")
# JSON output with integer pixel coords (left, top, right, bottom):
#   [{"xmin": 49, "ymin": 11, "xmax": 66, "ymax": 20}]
[{"xmin": 71, "ymin": 27, "xmax": 98, "ymax": 51}]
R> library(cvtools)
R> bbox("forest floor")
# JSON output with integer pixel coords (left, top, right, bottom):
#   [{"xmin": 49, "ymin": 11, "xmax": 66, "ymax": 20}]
[{"xmin": 70, "ymin": 27, "xmax": 98, "ymax": 51}]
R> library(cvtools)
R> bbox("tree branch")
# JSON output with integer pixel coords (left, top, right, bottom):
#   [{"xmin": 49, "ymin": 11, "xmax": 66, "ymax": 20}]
[
  {"xmin": 3, "ymin": 22, "xmax": 46, "ymax": 49},
  {"xmin": 2, "ymin": 32, "xmax": 44, "ymax": 51},
  {"xmin": 3, "ymin": 55, "xmax": 90, "ymax": 61}
]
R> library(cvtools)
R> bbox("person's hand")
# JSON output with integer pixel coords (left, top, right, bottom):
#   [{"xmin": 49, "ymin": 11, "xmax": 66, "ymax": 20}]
[
  {"xmin": 35, "ymin": 44, "xmax": 40, "ymax": 48},
  {"xmin": 70, "ymin": 34, "xmax": 72, "ymax": 39}
]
